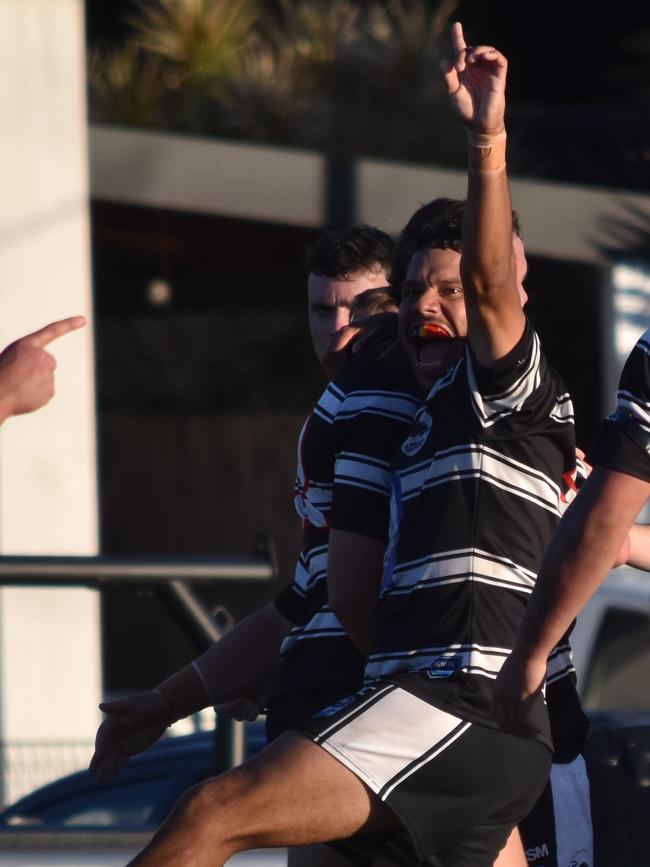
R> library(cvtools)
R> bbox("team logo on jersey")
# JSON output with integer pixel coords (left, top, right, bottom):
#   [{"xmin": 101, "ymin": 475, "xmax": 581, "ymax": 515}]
[
  {"xmin": 401, "ymin": 411, "xmax": 433, "ymax": 456},
  {"xmin": 426, "ymin": 655, "xmax": 464, "ymax": 678}
]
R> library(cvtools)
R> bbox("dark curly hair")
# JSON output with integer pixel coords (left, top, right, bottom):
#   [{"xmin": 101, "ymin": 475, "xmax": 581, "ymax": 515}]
[
  {"xmin": 306, "ymin": 225, "xmax": 394, "ymax": 281},
  {"xmin": 390, "ymin": 198, "xmax": 521, "ymax": 300},
  {"xmin": 349, "ymin": 286, "xmax": 398, "ymax": 321}
]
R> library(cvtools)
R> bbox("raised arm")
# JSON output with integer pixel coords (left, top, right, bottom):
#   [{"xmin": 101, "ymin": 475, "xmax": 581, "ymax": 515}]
[{"xmin": 442, "ymin": 22, "xmax": 525, "ymax": 366}]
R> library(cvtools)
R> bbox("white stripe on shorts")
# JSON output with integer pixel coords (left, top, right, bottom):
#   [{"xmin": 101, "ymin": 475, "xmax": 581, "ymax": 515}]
[{"xmin": 317, "ymin": 686, "xmax": 471, "ymax": 802}]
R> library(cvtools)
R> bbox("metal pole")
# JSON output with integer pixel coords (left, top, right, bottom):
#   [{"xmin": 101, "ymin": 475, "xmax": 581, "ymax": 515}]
[
  {"xmin": 158, "ymin": 579, "xmax": 225, "ymax": 646},
  {"xmin": 0, "ymin": 556, "xmax": 274, "ymax": 587}
]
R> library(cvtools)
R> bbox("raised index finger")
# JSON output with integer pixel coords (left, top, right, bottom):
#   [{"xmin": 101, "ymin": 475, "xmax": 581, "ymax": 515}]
[
  {"xmin": 451, "ymin": 21, "xmax": 467, "ymax": 71},
  {"xmin": 22, "ymin": 316, "xmax": 87, "ymax": 349}
]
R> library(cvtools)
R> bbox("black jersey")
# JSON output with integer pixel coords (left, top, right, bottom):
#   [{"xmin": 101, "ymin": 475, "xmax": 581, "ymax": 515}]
[
  {"xmin": 268, "ymin": 336, "xmax": 422, "ymax": 735},
  {"xmin": 589, "ymin": 328, "xmax": 650, "ymax": 480},
  {"xmin": 367, "ymin": 324, "xmax": 576, "ymax": 749}
]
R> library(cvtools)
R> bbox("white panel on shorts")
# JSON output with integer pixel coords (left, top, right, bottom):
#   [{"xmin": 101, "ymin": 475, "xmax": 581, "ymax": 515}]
[{"xmin": 318, "ymin": 687, "xmax": 470, "ymax": 800}]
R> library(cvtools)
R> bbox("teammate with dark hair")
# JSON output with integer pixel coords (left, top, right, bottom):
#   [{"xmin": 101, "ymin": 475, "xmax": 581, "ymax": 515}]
[{"xmin": 306, "ymin": 225, "xmax": 394, "ymax": 376}]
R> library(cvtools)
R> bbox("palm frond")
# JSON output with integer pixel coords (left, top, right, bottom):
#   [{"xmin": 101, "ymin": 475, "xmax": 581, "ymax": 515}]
[
  {"xmin": 89, "ymin": 42, "xmax": 167, "ymax": 125},
  {"xmin": 128, "ymin": 0, "xmax": 259, "ymax": 83}
]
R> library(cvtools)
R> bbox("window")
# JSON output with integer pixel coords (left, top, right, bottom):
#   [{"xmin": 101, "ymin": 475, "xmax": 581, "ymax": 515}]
[{"xmin": 582, "ymin": 608, "xmax": 650, "ymax": 711}]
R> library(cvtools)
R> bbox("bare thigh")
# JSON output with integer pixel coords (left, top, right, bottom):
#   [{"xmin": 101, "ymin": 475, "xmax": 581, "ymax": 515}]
[
  {"xmin": 129, "ymin": 732, "xmax": 399, "ymax": 867},
  {"xmin": 493, "ymin": 827, "xmax": 527, "ymax": 867}
]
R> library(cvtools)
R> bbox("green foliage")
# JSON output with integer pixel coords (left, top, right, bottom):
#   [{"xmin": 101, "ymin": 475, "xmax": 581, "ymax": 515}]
[
  {"xmin": 89, "ymin": 42, "xmax": 167, "ymax": 127},
  {"xmin": 88, "ymin": 0, "xmax": 465, "ymax": 164},
  {"xmin": 128, "ymin": 0, "xmax": 258, "ymax": 88}
]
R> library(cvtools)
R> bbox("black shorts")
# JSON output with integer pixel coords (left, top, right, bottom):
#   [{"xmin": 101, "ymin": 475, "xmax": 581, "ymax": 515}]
[
  {"xmin": 265, "ymin": 686, "xmax": 361, "ymax": 742},
  {"xmin": 299, "ymin": 683, "xmax": 552, "ymax": 867}
]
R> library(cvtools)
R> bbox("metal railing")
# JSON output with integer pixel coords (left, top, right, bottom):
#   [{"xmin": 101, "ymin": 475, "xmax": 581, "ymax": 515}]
[{"xmin": 0, "ymin": 547, "xmax": 276, "ymax": 800}]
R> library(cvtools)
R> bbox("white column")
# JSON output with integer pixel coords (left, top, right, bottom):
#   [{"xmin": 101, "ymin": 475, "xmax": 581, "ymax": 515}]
[{"xmin": 0, "ymin": 0, "xmax": 99, "ymax": 802}]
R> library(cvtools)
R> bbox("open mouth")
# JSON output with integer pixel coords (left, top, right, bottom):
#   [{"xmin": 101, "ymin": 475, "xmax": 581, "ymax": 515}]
[
  {"xmin": 408, "ymin": 322, "xmax": 459, "ymax": 375},
  {"xmin": 417, "ymin": 323, "xmax": 453, "ymax": 340}
]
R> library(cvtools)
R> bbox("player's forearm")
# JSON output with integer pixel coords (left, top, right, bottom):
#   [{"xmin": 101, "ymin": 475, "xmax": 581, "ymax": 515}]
[
  {"xmin": 516, "ymin": 467, "xmax": 650, "ymax": 662},
  {"xmin": 625, "ymin": 523, "xmax": 650, "ymax": 571},
  {"xmin": 156, "ymin": 603, "xmax": 291, "ymax": 721},
  {"xmin": 461, "ymin": 132, "xmax": 524, "ymax": 366},
  {"xmin": 462, "ymin": 133, "xmax": 513, "ymax": 300},
  {"xmin": 327, "ymin": 529, "xmax": 385, "ymax": 659},
  {"xmin": 333, "ymin": 598, "xmax": 377, "ymax": 659}
]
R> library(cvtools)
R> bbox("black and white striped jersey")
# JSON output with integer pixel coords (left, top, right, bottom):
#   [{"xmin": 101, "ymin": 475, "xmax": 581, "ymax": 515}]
[
  {"xmin": 589, "ymin": 328, "xmax": 650, "ymax": 480},
  {"xmin": 268, "ymin": 339, "xmax": 422, "ymax": 733},
  {"xmin": 367, "ymin": 323, "xmax": 576, "ymax": 747}
]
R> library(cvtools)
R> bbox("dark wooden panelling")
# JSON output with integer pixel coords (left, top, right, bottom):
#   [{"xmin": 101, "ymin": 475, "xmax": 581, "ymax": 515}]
[{"xmin": 100, "ymin": 410, "xmax": 304, "ymax": 691}]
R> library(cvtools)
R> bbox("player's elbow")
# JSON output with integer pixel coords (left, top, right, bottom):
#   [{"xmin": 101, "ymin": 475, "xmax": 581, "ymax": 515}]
[{"xmin": 328, "ymin": 583, "xmax": 356, "ymax": 627}]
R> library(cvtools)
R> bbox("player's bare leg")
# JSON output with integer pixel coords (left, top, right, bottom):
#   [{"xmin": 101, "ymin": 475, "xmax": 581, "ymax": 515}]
[
  {"xmin": 129, "ymin": 732, "xmax": 399, "ymax": 867},
  {"xmin": 494, "ymin": 827, "xmax": 527, "ymax": 867}
]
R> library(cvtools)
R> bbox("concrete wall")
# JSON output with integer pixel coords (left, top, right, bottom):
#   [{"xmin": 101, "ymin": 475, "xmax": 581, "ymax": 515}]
[
  {"xmin": 90, "ymin": 125, "xmax": 650, "ymax": 266},
  {"xmin": 0, "ymin": 0, "xmax": 98, "ymax": 800}
]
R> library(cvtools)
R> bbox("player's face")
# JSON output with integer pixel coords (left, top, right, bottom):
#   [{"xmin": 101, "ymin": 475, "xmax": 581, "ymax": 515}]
[
  {"xmin": 398, "ymin": 238, "xmax": 529, "ymax": 390},
  {"xmin": 398, "ymin": 247, "xmax": 467, "ymax": 389},
  {"xmin": 308, "ymin": 268, "xmax": 389, "ymax": 367}
]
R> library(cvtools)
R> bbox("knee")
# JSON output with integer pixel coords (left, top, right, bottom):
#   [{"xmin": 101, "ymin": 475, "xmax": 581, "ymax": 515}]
[
  {"xmin": 172, "ymin": 779, "xmax": 220, "ymax": 827},
  {"xmin": 172, "ymin": 765, "xmax": 262, "ymax": 843}
]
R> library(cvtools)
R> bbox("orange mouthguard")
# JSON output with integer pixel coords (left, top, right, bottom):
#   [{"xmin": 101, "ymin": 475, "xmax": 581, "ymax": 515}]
[{"xmin": 418, "ymin": 324, "xmax": 451, "ymax": 339}]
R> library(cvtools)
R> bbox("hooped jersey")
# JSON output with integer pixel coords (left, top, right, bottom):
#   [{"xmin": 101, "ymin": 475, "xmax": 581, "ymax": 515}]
[
  {"xmin": 367, "ymin": 323, "xmax": 577, "ymax": 749},
  {"xmin": 269, "ymin": 336, "xmax": 423, "ymax": 734},
  {"xmin": 589, "ymin": 328, "xmax": 650, "ymax": 480}
]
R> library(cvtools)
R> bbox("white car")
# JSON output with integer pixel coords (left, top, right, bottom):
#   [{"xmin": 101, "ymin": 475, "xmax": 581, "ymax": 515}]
[{"xmin": 572, "ymin": 565, "xmax": 650, "ymax": 713}]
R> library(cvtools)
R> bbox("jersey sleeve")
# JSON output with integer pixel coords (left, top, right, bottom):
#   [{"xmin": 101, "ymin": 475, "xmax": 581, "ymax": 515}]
[
  {"xmin": 273, "ymin": 580, "xmax": 306, "ymax": 625},
  {"xmin": 466, "ymin": 323, "xmax": 544, "ymax": 425},
  {"xmin": 329, "ymin": 375, "xmax": 421, "ymax": 541},
  {"xmin": 465, "ymin": 322, "xmax": 575, "ymax": 457},
  {"xmin": 588, "ymin": 329, "xmax": 650, "ymax": 482},
  {"xmin": 272, "ymin": 547, "xmax": 317, "ymax": 625}
]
